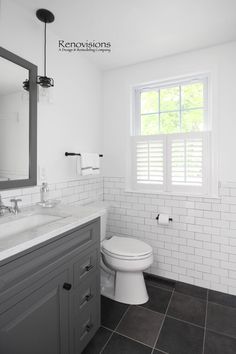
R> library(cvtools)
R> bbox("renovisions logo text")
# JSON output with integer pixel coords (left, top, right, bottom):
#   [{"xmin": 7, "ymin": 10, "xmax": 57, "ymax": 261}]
[{"xmin": 59, "ymin": 40, "xmax": 111, "ymax": 49}]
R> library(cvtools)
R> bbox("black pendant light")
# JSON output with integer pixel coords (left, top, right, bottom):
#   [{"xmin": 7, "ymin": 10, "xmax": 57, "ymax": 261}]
[
  {"xmin": 23, "ymin": 9, "xmax": 55, "ymax": 91},
  {"xmin": 36, "ymin": 9, "xmax": 55, "ymax": 88},
  {"xmin": 23, "ymin": 78, "xmax": 30, "ymax": 91}
]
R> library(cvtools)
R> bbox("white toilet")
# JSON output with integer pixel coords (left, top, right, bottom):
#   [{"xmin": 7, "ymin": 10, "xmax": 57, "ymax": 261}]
[
  {"xmin": 102, "ymin": 235, "xmax": 153, "ymax": 304},
  {"xmin": 88, "ymin": 202, "xmax": 153, "ymax": 305}
]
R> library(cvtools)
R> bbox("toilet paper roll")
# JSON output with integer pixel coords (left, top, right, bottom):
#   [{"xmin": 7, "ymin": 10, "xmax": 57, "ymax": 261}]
[{"xmin": 157, "ymin": 214, "xmax": 170, "ymax": 225}]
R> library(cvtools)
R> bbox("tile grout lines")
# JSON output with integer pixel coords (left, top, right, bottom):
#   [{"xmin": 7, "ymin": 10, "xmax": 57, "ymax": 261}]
[
  {"xmin": 114, "ymin": 329, "xmax": 154, "ymax": 350},
  {"xmin": 102, "ymin": 306, "xmax": 161, "ymax": 352},
  {"xmin": 208, "ymin": 327, "xmax": 236, "ymax": 341},
  {"xmin": 97, "ymin": 286, "xmax": 236, "ymax": 354},
  {"xmin": 202, "ymin": 288, "xmax": 209, "ymax": 354},
  {"xmin": 100, "ymin": 305, "xmax": 131, "ymax": 353},
  {"xmin": 165, "ymin": 314, "xmax": 205, "ymax": 329},
  {"xmin": 139, "ymin": 303, "xmax": 205, "ymax": 330},
  {"xmin": 98, "ymin": 284, "xmax": 208, "ymax": 354},
  {"xmin": 150, "ymin": 287, "xmax": 175, "ymax": 354},
  {"xmin": 99, "ymin": 325, "xmax": 114, "ymax": 352}
]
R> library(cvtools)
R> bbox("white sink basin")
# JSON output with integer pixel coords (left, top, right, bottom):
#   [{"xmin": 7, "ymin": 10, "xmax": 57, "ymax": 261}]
[{"xmin": 0, "ymin": 213, "xmax": 62, "ymax": 239}]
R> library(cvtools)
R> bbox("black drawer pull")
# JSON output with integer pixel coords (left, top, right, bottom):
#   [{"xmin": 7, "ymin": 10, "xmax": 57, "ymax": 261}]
[
  {"xmin": 81, "ymin": 293, "xmax": 94, "ymax": 308},
  {"xmin": 85, "ymin": 264, "xmax": 94, "ymax": 272},
  {"xmin": 85, "ymin": 294, "xmax": 93, "ymax": 302},
  {"xmin": 86, "ymin": 323, "xmax": 93, "ymax": 332},
  {"xmin": 63, "ymin": 282, "xmax": 72, "ymax": 291}
]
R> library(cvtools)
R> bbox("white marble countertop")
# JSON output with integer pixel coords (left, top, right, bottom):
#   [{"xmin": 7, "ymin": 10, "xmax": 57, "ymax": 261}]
[{"xmin": 0, "ymin": 203, "xmax": 106, "ymax": 263}]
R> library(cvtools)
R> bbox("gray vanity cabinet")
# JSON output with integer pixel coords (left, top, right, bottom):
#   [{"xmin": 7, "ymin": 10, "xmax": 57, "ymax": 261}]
[
  {"xmin": 0, "ymin": 268, "xmax": 70, "ymax": 354},
  {"xmin": 0, "ymin": 218, "xmax": 101, "ymax": 354}
]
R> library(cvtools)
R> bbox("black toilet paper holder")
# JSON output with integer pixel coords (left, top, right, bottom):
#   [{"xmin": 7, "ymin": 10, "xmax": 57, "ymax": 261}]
[{"xmin": 156, "ymin": 214, "xmax": 173, "ymax": 222}]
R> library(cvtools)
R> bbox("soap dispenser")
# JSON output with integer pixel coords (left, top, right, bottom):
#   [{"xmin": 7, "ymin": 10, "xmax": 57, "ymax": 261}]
[
  {"xmin": 40, "ymin": 182, "xmax": 49, "ymax": 204},
  {"xmin": 38, "ymin": 182, "xmax": 60, "ymax": 208}
]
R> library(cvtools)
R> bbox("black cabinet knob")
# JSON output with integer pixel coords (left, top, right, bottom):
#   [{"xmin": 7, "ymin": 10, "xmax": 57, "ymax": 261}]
[{"xmin": 63, "ymin": 282, "xmax": 72, "ymax": 291}]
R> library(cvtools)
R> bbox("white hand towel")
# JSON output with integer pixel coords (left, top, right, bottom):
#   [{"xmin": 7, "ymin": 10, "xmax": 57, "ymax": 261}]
[
  {"xmin": 81, "ymin": 153, "xmax": 94, "ymax": 176},
  {"xmin": 92, "ymin": 154, "xmax": 100, "ymax": 175},
  {"xmin": 76, "ymin": 157, "xmax": 81, "ymax": 175}
]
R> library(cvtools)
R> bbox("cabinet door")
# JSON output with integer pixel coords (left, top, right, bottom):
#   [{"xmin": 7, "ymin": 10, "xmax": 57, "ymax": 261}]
[{"xmin": 0, "ymin": 269, "xmax": 70, "ymax": 354}]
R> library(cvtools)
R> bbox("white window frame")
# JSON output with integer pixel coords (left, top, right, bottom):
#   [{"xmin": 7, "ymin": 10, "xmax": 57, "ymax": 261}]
[
  {"xmin": 128, "ymin": 74, "xmax": 217, "ymax": 197},
  {"xmin": 133, "ymin": 75, "xmax": 209, "ymax": 136}
]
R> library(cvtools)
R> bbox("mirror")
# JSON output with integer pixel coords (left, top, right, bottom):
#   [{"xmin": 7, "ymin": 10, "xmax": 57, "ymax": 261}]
[{"xmin": 0, "ymin": 47, "xmax": 37, "ymax": 190}]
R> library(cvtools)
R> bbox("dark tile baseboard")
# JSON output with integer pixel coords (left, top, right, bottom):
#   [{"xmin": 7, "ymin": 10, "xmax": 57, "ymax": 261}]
[{"xmin": 143, "ymin": 272, "xmax": 176, "ymax": 291}]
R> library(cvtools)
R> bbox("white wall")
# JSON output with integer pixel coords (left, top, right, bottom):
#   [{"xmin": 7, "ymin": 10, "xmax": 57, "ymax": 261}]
[
  {"xmin": 0, "ymin": 0, "xmax": 102, "ymax": 184},
  {"xmin": 102, "ymin": 41, "xmax": 236, "ymax": 183}
]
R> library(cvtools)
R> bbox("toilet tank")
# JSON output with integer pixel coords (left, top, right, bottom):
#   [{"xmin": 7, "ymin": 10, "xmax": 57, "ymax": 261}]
[{"xmin": 85, "ymin": 201, "xmax": 109, "ymax": 241}]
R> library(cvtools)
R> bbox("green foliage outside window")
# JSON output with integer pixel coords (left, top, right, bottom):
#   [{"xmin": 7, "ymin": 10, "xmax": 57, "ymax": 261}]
[{"xmin": 140, "ymin": 82, "xmax": 205, "ymax": 135}]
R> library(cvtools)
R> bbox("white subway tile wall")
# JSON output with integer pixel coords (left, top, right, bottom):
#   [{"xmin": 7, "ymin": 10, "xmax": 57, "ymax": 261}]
[
  {"xmin": 0, "ymin": 176, "xmax": 103, "ymax": 208},
  {"xmin": 2, "ymin": 175, "xmax": 236, "ymax": 295},
  {"xmin": 103, "ymin": 177, "xmax": 236, "ymax": 295}
]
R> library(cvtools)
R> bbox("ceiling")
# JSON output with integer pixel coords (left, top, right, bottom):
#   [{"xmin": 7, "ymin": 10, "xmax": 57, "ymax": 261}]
[{"xmin": 13, "ymin": 0, "xmax": 236, "ymax": 70}]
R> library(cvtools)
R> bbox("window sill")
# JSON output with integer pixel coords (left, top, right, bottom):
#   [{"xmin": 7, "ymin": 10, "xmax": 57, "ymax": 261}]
[{"xmin": 124, "ymin": 188, "xmax": 220, "ymax": 200}]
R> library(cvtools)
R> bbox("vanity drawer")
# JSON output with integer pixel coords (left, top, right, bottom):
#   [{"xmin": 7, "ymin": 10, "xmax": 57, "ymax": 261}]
[
  {"xmin": 0, "ymin": 220, "xmax": 100, "ymax": 298},
  {"xmin": 73, "ymin": 272, "xmax": 99, "ymax": 316},
  {"xmin": 73, "ymin": 247, "xmax": 98, "ymax": 287},
  {"xmin": 74, "ymin": 299, "xmax": 100, "ymax": 353}
]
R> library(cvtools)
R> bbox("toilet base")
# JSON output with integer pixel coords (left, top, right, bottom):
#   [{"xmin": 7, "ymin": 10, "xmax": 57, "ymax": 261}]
[
  {"xmin": 101, "ymin": 269, "xmax": 115, "ymax": 300},
  {"xmin": 114, "ymin": 271, "xmax": 149, "ymax": 305},
  {"xmin": 101, "ymin": 268, "xmax": 149, "ymax": 305}
]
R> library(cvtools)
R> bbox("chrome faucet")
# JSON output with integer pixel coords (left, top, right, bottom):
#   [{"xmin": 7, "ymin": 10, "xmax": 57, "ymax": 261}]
[
  {"xmin": 0, "ymin": 195, "xmax": 13, "ymax": 215},
  {"xmin": 0, "ymin": 195, "xmax": 22, "ymax": 215},
  {"xmin": 10, "ymin": 198, "xmax": 22, "ymax": 215}
]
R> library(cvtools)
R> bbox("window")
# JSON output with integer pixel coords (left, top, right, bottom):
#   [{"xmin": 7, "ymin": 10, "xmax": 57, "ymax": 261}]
[{"xmin": 130, "ymin": 76, "xmax": 212, "ymax": 195}]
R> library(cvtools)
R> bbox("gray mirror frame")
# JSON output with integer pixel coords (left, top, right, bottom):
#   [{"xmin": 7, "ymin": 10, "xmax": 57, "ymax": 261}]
[{"xmin": 0, "ymin": 47, "xmax": 37, "ymax": 190}]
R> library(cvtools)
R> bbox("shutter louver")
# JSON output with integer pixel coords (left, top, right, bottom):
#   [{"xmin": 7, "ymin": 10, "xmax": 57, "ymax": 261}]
[
  {"xmin": 170, "ymin": 134, "xmax": 204, "ymax": 187},
  {"xmin": 136, "ymin": 139, "xmax": 164, "ymax": 185},
  {"xmin": 131, "ymin": 132, "xmax": 209, "ymax": 194}
]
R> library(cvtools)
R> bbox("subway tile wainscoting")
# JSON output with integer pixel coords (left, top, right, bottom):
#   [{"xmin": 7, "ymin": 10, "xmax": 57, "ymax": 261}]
[
  {"xmin": 103, "ymin": 177, "xmax": 236, "ymax": 296},
  {"xmin": 0, "ymin": 176, "xmax": 103, "ymax": 208},
  {"xmin": 2, "ymin": 175, "xmax": 236, "ymax": 296}
]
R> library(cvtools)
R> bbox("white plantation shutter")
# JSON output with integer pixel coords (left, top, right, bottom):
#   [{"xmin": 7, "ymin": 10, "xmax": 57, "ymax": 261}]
[
  {"xmin": 168, "ymin": 132, "xmax": 209, "ymax": 194},
  {"xmin": 132, "ymin": 136, "xmax": 165, "ymax": 190},
  {"xmin": 171, "ymin": 138, "xmax": 203, "ymax": 185},
  {"xmin": 131, "ymin": 132, "xmax": 210, "ymax": 194}
]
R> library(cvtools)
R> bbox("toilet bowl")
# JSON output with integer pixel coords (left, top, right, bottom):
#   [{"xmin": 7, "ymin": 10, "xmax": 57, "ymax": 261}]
[
  {"xmin": 102, "ymin": 236, "xmax": 153, "ymax": 304},
  {"xmin": 86, "ymin": 201, "xmax": 153, "ymax": 305}
]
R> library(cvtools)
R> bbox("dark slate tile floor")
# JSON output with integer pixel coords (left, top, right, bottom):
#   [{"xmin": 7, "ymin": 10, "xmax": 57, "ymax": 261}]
[{"xmin": 83, "ymin": 275, "xmax": 236, "ymax": 354}]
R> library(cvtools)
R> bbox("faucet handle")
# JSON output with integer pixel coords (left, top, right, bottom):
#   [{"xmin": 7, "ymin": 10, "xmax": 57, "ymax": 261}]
[
  {"xmin": 10, "ymin": 198, "xmax": 22, "ymax": 203},
  {"xmin": 10, "ymin": 198, "xmax": 22, "ymax": 213}
]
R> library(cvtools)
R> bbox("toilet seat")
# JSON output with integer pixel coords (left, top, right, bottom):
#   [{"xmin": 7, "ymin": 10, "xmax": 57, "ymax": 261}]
[
  {"xmin": 102, "ymin": 236, "xmax": 153, "ymax": 260},
  {"xmin": 102, "ymin": 248, "xmax": 152, "ymax": 261}
]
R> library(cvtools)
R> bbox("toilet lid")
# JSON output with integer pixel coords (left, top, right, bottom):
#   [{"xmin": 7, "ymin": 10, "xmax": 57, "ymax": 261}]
[{"xmin": 102, "ymin": 236, "xmax": 152, "ymax": 258}]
